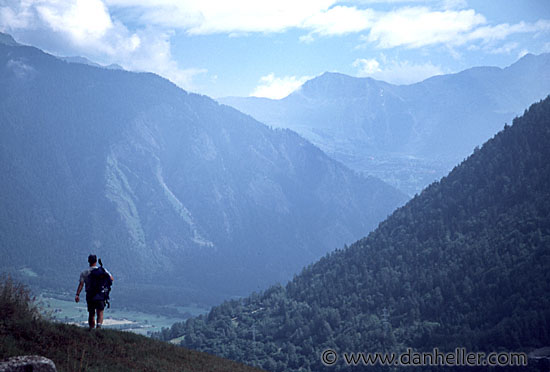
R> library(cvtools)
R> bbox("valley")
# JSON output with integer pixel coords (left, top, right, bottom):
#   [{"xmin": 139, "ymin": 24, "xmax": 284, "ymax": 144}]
[{"xmin": 38, "ymin": 291, "xmax": 207, "ymax": 336}]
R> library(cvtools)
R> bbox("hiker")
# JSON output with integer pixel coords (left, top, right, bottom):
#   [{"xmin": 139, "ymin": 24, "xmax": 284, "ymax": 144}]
[{"xmin": 75, "ymin": 254, "xmax": 114, "ymax": 330}]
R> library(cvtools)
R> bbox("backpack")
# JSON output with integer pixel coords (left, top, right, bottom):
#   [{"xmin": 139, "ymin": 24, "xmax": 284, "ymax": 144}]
[{"xmin": 89, "ymin": 265, "xmax": 113, "ymax": 307}]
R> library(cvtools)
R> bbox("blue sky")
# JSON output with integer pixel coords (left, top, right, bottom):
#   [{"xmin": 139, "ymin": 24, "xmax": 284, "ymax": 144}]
[{"xmin": 1, "ymin": 0, "xmax": 549, "ymax": 99}]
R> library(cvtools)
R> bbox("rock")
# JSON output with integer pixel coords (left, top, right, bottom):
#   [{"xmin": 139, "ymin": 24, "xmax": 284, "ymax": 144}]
[{"xmin": 0, "ymin": 355, "xmax": 57, "ymax": 372}]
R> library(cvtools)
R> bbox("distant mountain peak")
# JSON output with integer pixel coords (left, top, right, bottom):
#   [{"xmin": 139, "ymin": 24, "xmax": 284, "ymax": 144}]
[
  {"xmin": 295, "ymin": 71, "xmax": 382, "ymax": 99},
  {"xmin": 0, "ymin": 32, "xmax": 19, "ymax": 46},
  {"xmin": 59, "ymin": 56, "xmax": 124, "ymax": 70},
  {"xmin": 304, "ymin": 71, "xmax": 378, "ymax": 86},
  {"xmin": 220, "ymin": 53, "xmax": 550, "ymax": 196},
  {"xmin": 507, "ymin": 51, "xmax": 550, "ymax": 71}
]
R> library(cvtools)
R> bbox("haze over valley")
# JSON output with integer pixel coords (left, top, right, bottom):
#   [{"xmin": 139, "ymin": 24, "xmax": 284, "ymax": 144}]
[
  {"xmin": 0, "ymin": 33, "xmax": 410, "ymax": 308},
  {"xmin": 220, "ymin": 53, "xmax": 550, "ymax": 195}
]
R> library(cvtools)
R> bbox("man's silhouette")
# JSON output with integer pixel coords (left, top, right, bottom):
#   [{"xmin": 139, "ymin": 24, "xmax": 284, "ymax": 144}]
[{"xmin": 75, "ymin": 254, "xmax": 114, "ymax": 329}]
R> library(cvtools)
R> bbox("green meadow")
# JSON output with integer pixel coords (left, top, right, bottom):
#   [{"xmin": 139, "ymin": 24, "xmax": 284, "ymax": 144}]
[{"xmin": 38, "ymin": 291, "xmax": 207, "ymax": 336}]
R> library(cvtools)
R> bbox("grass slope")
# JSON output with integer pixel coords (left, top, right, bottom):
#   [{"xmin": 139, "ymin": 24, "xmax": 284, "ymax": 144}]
[{"xmin": 0, "ymin": 276, "xmax": 264, "ymax": 372}]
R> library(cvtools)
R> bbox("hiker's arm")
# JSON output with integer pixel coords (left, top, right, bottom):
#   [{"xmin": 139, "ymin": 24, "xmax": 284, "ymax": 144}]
[{"xmin": 75, "ymin": 281, "xmax": 84, "ymax": 303}]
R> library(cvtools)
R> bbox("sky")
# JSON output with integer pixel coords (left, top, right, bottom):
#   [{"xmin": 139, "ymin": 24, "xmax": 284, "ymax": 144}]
[{"xmin": 1, "ymin": 0, "xmax": 549, "ymax": 99}]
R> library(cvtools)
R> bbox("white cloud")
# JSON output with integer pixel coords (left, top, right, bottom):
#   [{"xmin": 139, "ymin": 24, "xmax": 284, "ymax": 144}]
[
  {"xmin": 106, "ymin": 0, "xmax": 338, "ymax": 34},
  {"xmin": 456, "ymin": 20, "xmax": 550, "ymax": 46},
  {"xmin": 251, "ymin": 73, "xmax": 312, "ymax": 99},
  {"xmin": 3, "ymin": 0, "xmax": 548, "ymax": 56},
  {"xmin": 487, "ymin": 42, "xmax": 519, "ymax": 55},
  {"xmin": 365, "ymin": 7, "xmax": 486, "ymax": 48},
  {"xmin": 353, "ymin": 57, "xmax": 444, "ymax": 84},
  {"xmin": 360, "ymin": 9, "xmax": 550, "ymax": 51},
  {"xmin": 0, "ymin": 0, "xmax": 207, "ymax": 92},
  {"xmin": 518, "ymin": 49, "xmax": 529, "ymax": 59},
  {"xmin": 120, "ymin": 29, "xmax": 208, "ymax": 90},
  {"xmin": 352, "ymin": 58, "xmax": 381, "ymax": 74},
  {"xmin": 303, "ymin": 6, "xmax": 375, "ymax": 36},
  {"xmin": 0, "ymin": 3, "xmax": 32, "ymax": 29},
  {"xmin": 35, "ymin": 0, "xmax": 113, "ymax": 44},
  {"xmin": 2, "ymin": 0, "xmax": 550, "ymax": 95}
]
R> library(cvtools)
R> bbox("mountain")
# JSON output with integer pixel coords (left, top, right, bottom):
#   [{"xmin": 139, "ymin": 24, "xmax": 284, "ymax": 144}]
[
  {"xmin": 0, "ymin": 34, "xmax": 406, "ymax": 307},
  {"xmin": 161, "ymin": 97, "xmax": 550, "ymax": 371},
  {"xmin": 219, "ymin": 54, "xmax": 550, "ymax": 195},
  {"xmin": 0, "ymin": 32, "xmax": 18, "ymax": 46},
  {"xmin": 59, "ymin": 56, "xmax": 124, "ymax": 70}
]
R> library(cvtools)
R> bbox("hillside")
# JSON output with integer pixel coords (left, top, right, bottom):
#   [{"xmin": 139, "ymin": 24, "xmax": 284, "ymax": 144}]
[
  {"xmin": 0, "ymin": 33, "xmax": 406, "ymax": 306},
  {"xmin": 220, "ymin": 54, "xmax": 550, "ymax": 195},
  {"xmin": 0, "ymin": 276, "xmax": 264, "ymax": 372},
  {"xmin": 159, "ymin": 97, "xmax": 550, "ymax": 371}
]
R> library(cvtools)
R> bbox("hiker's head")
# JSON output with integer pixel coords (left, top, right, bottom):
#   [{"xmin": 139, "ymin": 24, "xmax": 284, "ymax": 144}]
[{"xmin": 88, "ymin": 254, "xmax": 97, "ymax": 266}]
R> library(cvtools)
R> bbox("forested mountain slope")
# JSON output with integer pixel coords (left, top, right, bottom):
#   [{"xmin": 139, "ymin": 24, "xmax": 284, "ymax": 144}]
[
  {"xmin": 0, "ymin": 34, "xmax": 406, "ymax": 306},
  {"xmin": 160, "ymin": 97, "xmax": 550, "ymax": 371}
]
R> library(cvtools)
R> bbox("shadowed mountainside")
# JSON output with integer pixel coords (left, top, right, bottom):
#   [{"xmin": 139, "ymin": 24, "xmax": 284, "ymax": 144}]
[{"xmin": 0, "ymin": 34, "xmax": 406, "ymax": 306}]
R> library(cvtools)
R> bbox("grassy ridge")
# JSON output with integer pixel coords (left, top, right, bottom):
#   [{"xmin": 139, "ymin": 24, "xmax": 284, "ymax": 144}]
[{"xmin": 0, "ymin": 276, "xmax": 264, "ymax": 372}]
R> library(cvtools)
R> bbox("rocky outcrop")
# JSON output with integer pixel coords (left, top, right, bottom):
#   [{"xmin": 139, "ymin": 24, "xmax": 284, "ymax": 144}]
[{"xmin": 0, "ymin": 355, "xmax": 57, "ymax": 372}]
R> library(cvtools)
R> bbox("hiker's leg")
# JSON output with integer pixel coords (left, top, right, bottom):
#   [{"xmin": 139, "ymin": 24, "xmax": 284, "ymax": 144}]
[
  {"xmin": 88, "ymin": 310, "xmax": 95, "ymax": 329},
  {"xmin": 95, "ymin": 300, "xmax": 105, "ymax": 327},
  {"xmin": 87, "ymin": 299, "xmax": 96, "ymax": 329},
  {"xmin": 97, "ymin": 309, "xmax": 104, "ymax": 326}
]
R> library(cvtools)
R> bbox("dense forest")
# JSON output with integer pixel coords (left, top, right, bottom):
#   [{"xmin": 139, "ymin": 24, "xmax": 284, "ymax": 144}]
[{"xmin": 156, "ymin": 97, "xmax": 550, "ymax": 371}]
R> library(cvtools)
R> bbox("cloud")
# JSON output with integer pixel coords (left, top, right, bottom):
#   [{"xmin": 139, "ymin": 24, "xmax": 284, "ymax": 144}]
[
  {"xmin": 360, "ymin": 9, "xmax": 550, "ymax": 50},
  {"xmin": 352, "ymin": 58, "xmax": 381, "ymax": 74},
  {"xmin": 2, "ymin": 0, "xmax": 550, "ymax": 95},
  {"xmin": 120, "ymin": 29, "xmax": 208, "ymax": 89},
  {"xmin": 456, "ymin": 20, "xmax": 550, "ymax": 46},
  {"xmin": 251, "ymin": 73, "xmax": 312, "ymax": 99},
  {"xmin": 302, "ymin": 6, "xmax": 375, "ymax": 37},
  {"xmin": 106, "ymin": 0, "xmax": 338, "ymax": 34},
  {"xmin": 0, "ymin": 0, "xmax": 124, "ymax": 54},
  {"xmin": 518, "ymin": 49, "xmax": 529, "ymax": 59},
  {"xmin": 486, "ymin": 42, "xmax": 519, "ymax": 55},
  {"xmin": 35, "ymin": 0, "xmax": 113, "ymax": 44},
  {"xmin": 0, "ymin": 0, "xmax": 206, "ymax": 92},
  {"xmin": 0, "ymin": 3, "xmax": 32, "ymax": 29},
  {"xmin": 364, "ymin": 7, "xmax": 486, "ymax": 48},
  {"xmin": 353, "ymin": 57, "xmax": 444, "ymax": 84}
]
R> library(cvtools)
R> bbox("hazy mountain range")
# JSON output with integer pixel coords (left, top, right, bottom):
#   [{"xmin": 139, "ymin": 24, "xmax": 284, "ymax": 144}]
[
  {"xmin": 0, "ymin": 33, "xmax": 406, "ymax": 306},
  {"xmin": 166, "ymin": 96, "xmax": 550, "ymax": 372},
  {"xmin": 220, "ymin": 54, "xmax": 550, "ymax": 195},
  {"xmin": 59, "ymin": 56, "xmax": 124, "ymax": 71}
]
